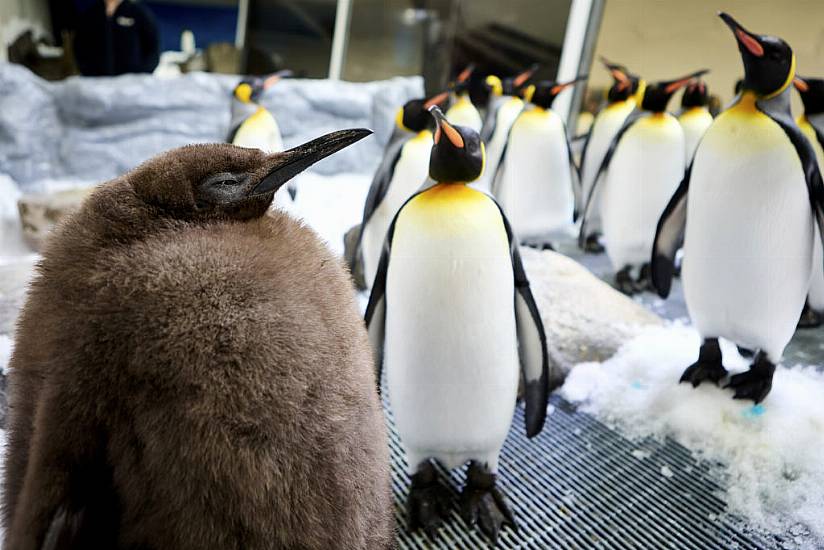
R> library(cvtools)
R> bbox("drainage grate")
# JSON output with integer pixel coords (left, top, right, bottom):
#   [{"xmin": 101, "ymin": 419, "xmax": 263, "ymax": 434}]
[{"xmin": 387, "ymin": 394, "xmax": 779, "ymax": 549}]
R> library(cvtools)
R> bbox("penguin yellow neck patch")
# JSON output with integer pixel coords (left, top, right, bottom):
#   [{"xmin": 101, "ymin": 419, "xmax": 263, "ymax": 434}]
[{"xmin": 764, "ymin": 54, "xmax": 796, "ymax": 100}]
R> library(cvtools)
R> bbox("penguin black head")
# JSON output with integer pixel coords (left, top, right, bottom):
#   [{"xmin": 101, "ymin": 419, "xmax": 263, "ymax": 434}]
[
  {"xmin": 486, "ymin": 64, "xmax": 539, "ymax": 97},
  {"xmin": 427, "ymin": 106, "xmax": 484, "ymax": 183},
  {"xmin": 132, "ymin": 129, "xmax": 371, "ymax": 220},
  {"xmin": 395, "ymin": 92, "xmax": 449, "ymax": 133},
  {"xmin": 523, "ymin": 76, "xmax": 587, "ymax": 109},
  {"xmin": 720, "ymin": 13, "xmax": 794, "ymax": 98},
  {"xmin": 600, "ymin": 57, "xmax": 641, "ymax": 102},
  {"xmin": 681, "ymin": 79, "xmax": 710, "ymax": 109},
  {"xmin": 233, "ymin": 70, "xmax": 293, "ymax": 103},
  {"xmin": 794, "ymin": 76, "xmax": 824, "ymax": 115},
  {"xmin": 640, "ymin": 70, "xmax": 709, "ymax": 112}
]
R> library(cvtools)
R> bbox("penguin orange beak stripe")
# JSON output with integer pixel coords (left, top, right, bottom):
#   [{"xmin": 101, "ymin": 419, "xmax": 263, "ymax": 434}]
[
  {"xmin": 513, "ymin": 64, "xmax": 539, "ymax": 87},
  {"xmin": 794, "ymin": 77, "xmax": 809, "ymax": 92},
  {"xmin": 550, "ymin": 76, "xmax": 587, "ymax": 96},
  {"xmin": 720, "ymin": 12, "xmax": 764, "ymax": 58},
  {"xmin": 424, "ymin": 91, "xmax": 449, "ymax": 109},
  {"xmin": 428, "ymin": 106, "xmax": 464, "ymax": 148},
  {"xmin": 664, "ymin": 70, "xmax": 709, "ymax": 94},
  {"xmin": 457, "ymin": 64, "xmax": 474, "ymax": 83}
]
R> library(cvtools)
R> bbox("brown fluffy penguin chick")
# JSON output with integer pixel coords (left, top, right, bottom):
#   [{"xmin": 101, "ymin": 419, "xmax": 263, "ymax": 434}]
[{"xmin": 2, "ymin": 130, "xmax": 395, "ymax": 550}]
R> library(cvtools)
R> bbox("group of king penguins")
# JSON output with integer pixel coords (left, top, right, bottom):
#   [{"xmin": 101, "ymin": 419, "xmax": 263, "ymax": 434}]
[{"xmin": 343, "ymin": 11, "xmax": 824, "ymax": 542}]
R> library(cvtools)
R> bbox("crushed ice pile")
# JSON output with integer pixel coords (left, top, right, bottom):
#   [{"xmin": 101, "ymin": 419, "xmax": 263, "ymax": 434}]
[{"xmin": 561, "ymin": 323, "xmax": 824, "ymax": 542}]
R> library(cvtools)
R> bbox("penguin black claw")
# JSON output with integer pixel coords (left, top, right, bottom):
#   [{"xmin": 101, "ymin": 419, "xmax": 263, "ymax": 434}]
[
  {"xmin": 407, "ymin": 464, "xmax": 452, "ymax": 538},
  {"xmin": 615, "ymin": 266, "xmax": 637, "ymax": 295},
  {"xmin": 725, "ymin": 352, "xmax": 775, "ymax": 403},
  {"xmin": 680, "ymin": 338, "xmax": 728, "ymax": 387},
  {"xmin": 459, "ymin": 463, "xmax": 516, "ymax": 543},
  {"xmin": 583, "ymin": 234, "xmax": 605, "ymax": 254},
  {"xmin": 797, "ymin": 302, "xmax": 824, "ymax": 329}
]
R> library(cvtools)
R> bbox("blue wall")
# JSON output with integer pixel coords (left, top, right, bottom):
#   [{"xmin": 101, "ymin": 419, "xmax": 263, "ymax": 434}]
[{"xmin": 143, "ymin": 2, "xmax": 238, "ymax": 52}]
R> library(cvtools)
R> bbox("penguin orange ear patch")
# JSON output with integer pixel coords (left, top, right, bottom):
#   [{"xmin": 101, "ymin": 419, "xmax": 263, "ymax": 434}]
[
  {"xmin": 441, "ymin": 122, "xmax": 464, "ymax": 148},
  {"xmin": 736, "ymin": 29, "xmax": 764, "ymax": 57}
]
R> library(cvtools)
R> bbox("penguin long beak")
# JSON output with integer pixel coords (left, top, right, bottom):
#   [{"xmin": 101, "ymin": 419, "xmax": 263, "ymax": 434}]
[
  {"xmin": 720, "ymin": 12, "xmax": 764, "ymax": 57},
  {"xmin": 457, "ymin": 64, "xmax": 475, "ymax": 84},
  {"xmin": 513, "ymin": 64, "xmax": 539, "ymax": 88},
  {"xmin": 424, "ymin": 91, "xmax": 449, "ymax": 109},
  {"xmin": 251, "ymin": 129, "xmax": 372, "ymax": 195},
  {"xmin": 263, "ymin": 69, "xmax": 293, "ymax": 89},
  {"xmin": 794, "ymin": 76, "xmax": 809, "ymax": 92},
  {"xmin": 663, "ymin": 70, "xmax": 710, "ymax": 93},
  {"xmin": 428, "ymin": 106, "xmax": 464, "ymax": 148},
  {"xmin": 551, "ymin": 75, "xmax": 588, "ymax": 95}
]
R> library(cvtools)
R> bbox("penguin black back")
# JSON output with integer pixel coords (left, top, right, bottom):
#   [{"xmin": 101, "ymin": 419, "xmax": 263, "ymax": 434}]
[
  {"xmin": 795, "ymin": 76, "xmax": 824, "ymax": 115},
  {"xmin": 2, "ymin": 131, "xmax": 395, "ymax": 549}
]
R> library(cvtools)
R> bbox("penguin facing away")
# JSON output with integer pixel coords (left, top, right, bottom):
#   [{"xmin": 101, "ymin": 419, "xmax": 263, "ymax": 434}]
[
  {"xmin": 475, "ymin": 64, "xmax": 538, "ymax": 192},
  {"xmin": 578, "ymin": 57, "xmax": 643, "ymax": 253},
  {"xmin": 678, "ymin": 79, "xmax": 714, "ymax": 165},
  {"xmin": 2, "ymin": 130, "xmax": 396, "ymax": 548},
  {"xmin": 580, "ymin": 68, "xmax": 707, "ymax": 294},
  {"xmin": 493, "ymin": 77, "xmax": 586, "ymax": 248},
  {"xmin": 652, "ymin": 13, "xmax": 824, "ymax": 403},
  {"xmin": 792, "ymin": 75, "xmax": 824, "ymax": 329},
  {"xmin": 365, "ymin": 106, "xmax": 549, "ymax": 542},
  {"xmin": 445, "ymin": 64, "xmax": 483, "ymax": 133},
  {"xmin": 350, "ymin": 91, "xmax": 449, "ymax": 289},
  {"xmin": 229, "ymin": 71, "xmax": 295, "ymax": 210}
]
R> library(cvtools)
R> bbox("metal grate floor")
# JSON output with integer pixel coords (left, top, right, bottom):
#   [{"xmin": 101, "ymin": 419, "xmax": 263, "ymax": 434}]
[{"xmin": 387, "ymin": 394, "xmax": 781, "ymax": 549}]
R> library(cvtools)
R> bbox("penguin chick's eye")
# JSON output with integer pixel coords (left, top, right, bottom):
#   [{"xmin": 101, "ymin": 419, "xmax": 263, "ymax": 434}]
[
  {"xmin": 203, "ymin": 172, "xmax": 242, "ymax": 188},
  {"xmin": 197, "ymin": 172, "xmax": 249, "ymax": 206}
]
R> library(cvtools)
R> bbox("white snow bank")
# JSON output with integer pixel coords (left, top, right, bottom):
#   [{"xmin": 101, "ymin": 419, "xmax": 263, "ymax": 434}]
[
  {"xmin": 292, "ymin": 171, "xmax": 371, "ymax": 256},
  {"xmin": 561, "ymin": 324, "xmax": 824, "ymax": 542}
]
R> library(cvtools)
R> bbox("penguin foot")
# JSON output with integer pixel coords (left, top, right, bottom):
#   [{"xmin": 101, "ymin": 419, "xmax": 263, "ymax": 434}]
[
  {"xmin": 636, "ymin": 263, "xmax": 654, "ymax": 292},
  {"xmin": 583, "ymin": 234, "xmax": 604, "ymax": 254},
  {"xmin": 407, "ymin": 462, "xmax": 451, "ymax": 538},
  {"xmin": 522, "ymin": 240, "xmax": 554, "ymax": 251},
  {"xmin": 459, "ymin": 462, "xmax": 515, "ymax": 543},
  {"xmin": 680, "ymin": 338, "xmax": 727, "ymax": 387},
  {"xmin": 725, "ymin": 351, "xmax": 775, "ymax": 403},
  {"xmin": 797, "ymin": 302, "xmax": 824, "ymax": 329},
  {"xmin": 615, "ymin": 267, "xmax": 638, "ymax": 295}
]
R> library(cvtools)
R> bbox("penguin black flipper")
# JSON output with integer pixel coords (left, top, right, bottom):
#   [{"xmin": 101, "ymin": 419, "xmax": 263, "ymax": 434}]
[
  {"xmin": 561, "ymin": 120, "xmax": 583, "ymax": 220},
  {"xmin": 757, "ymin": 94, "xmax": 824, "ymax": 253},
  {"xmin": 480, "ymin": 98, "xmax": 500, "ymax": 143},
  {"xmin": 650, "ymin": 164, "xmax": 692, "ymax": 298},
  {"xmin": 578, "ymin": 109, "xmax": 646, "ymax": 247},
  {"xmin": 348, "ymin": 134, "xmax": 409, "ymax": 273},
  {"xmin": 492, "ymin": 200, "xmax": 550, "ymax": 438}
]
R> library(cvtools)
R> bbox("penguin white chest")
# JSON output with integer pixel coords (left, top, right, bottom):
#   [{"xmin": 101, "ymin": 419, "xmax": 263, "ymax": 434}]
[
  {"xmin": 679, "ymin": 107, "xmax": 714, "ymax": 165},
  {"xmin": 477, "ymin": 97, "xmax": 523, "ymax": 192},
  {"xmin": 799, "ymin": 118, "xmax": 824, "ymax": 311},
  {"xmin": 232, "ymin": 108, "xmax": 290, "ymax": 208},
  {"xmin": 581, "ymin": 100, "xmax": 635, "ymax": 204},
  {"xmin": 497, "ymin": 108, "xmax": 574, "ymax": 238},
  {"xmin": 601, "ymin": 113, "xmax": 685, "ymax": 269},
  {"xmin": 385, "ymin": 184, "xmax": 519, "ymax": 471},
  {"xmin": 683, "ymin": 101, "xmax": 813, "ymax": 359},
  {"xmin": 446, "ymin": 95, "xmax": 483, "ymax": 132},
  {"xmin": 362, "ymin": 132, "xmax": 432, "ymax": 287}
]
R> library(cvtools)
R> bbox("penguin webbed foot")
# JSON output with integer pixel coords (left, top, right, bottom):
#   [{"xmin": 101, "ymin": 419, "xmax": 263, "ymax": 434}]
[
  {"xmin": 680, "ymin": 338, "xmax": 727, "ymax": 387},
  {"xmin": 407, "ymin": 462, "xmax": 451, "ymax": 538},
  {"xmin": 459, "ymin": 462, "xmax": 515, "ymax": 543},
  {"xmin": 724, "ymin": 351, "xmax": 775, "ymax": 403},
  {"xmin": 583, "ymin": 234, "xmax": 604, "ymax": 254},
  {"xmin": 797, "ymin": 302, "xmax": 824, "ymax": 329},
  {"xmin": 615, "ymin": 266, "xmax": 639, "ymax": 295},
  {"xmin": 522, "ymin": 239, "xmax": 555, "ymax": 251},
  {"xmin": 636, "ymin": 263, "xmax": 654, "ymax": 292}
]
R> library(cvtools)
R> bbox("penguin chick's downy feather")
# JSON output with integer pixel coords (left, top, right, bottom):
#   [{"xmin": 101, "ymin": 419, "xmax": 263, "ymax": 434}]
[{"xmin": 2, "ymin": 134, "xmax": 394, "ymax": 549}]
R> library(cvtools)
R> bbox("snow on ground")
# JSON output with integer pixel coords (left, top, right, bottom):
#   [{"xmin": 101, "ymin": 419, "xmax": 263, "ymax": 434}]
[{"xmin": 561, "ymin": 323, "xmax": 824, "ymax": 542}]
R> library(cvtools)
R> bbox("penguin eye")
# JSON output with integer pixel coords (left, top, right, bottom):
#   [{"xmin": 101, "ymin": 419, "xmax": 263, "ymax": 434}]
[{"xmin": 202, "ymin": 172, "xmax": 242, "ymax": 188}]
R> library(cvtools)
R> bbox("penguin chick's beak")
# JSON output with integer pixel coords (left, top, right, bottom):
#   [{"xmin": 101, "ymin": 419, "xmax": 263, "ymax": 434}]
[
  {"xmin": 551, "ymin": 75, "xmax": 588, "ymax": 95},
  {"xmin": 794, "ymin": 76, "xmax": 809, "ymax": 92},
  {"xmin": 428, "ymin": 106, "xmax": 464, "ymax": 148},
  {"xmin": 664, "ymin": 69, "xmax": 710, "ymax": 94},
  {"xmin": 251, "ymin": 129, "xmax": 372, "ymax": 195},
  {"xmin": 719, "ymin": 12, "xmax": 764, "ymax": 57}
]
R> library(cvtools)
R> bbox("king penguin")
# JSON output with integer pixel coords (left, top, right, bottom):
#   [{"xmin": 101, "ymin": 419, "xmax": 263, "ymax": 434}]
[
  {"xmin": 578, "ymin": 58, "xmax": 644, "ymax": 253},
  {"xmin": 228, "ymin": 71, "xmax": 294, "ymax": 209},
  {"xmin": 493, "ymin": 77, "xmax": 586, "ymax": 248},
  {"xmin": 678, "ymin": 78, "xmax": 714, "ymax": 165},
  {"xmin": 651, "ymin": 14, "xmax": 824, "ymax": 403},
  {"xmin": 2, "ymin": 130, "xmax": 396, "ymax": 548},
  {"xmin": 365, "ymin": 106, "xmax": 549, "ymax": 542},
  {"xmin": 445, "ymin": 64, "xmax": 483, "ymax": 133},
  {"xmin": 793, "ymin": 75, "xmax": 824, "ymax": 328},
  {"xmin": 580, "ymin": 69, "xmax": 708, "ymax": 294},
  {"xmin": 475, "ymin": 64, "xmax": 538, "ymax": 192},
  {"xmin": 350, "ymin": 92, "xmax": 448, "ymax": 289}
]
